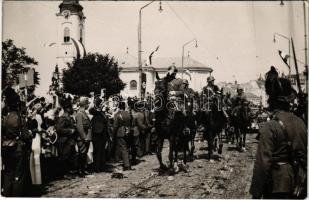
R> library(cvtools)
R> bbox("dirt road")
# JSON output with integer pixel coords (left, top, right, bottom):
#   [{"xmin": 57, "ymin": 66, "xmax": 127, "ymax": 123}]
[{"xmin": 43, "ymin": 133, "xmax": 258, "ymax": 198}]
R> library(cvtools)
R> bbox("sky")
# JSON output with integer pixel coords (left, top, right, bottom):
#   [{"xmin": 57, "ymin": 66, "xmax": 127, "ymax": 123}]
[{"xmin": 2, "ymin": 1, "xmax": 308, "ymax": 96}]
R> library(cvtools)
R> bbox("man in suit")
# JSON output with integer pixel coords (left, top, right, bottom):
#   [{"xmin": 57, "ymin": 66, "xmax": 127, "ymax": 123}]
[
  {"xmin": 75, "ymin": 97, "xmax": 92, "ymax": 176},
  {"xmin": 89, "ymin": 97, "xmax": 109, "ymax": 173}
]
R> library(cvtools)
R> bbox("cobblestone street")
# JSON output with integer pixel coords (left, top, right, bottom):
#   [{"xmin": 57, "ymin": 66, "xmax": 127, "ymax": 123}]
[{"xmin": 43, "ymin": 133, "xmax": 258, "ymax": 198}]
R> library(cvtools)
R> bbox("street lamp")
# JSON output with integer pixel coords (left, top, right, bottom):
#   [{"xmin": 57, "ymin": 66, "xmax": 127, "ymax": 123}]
[
  {"xmin": 273, "ymin": 32, "xmax": 291, "ymax": 75},
  {"xmin": 138, "ymin": 0, "xmax": 163, "ymax": 99},
  {"xmin": 181, "ymin": 38, "xmax": 198, "ymax": 78}
]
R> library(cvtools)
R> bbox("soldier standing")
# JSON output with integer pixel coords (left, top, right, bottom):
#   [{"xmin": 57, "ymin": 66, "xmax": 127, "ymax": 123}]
[
  {"xmin": 75, "ymin": 97, "xmax": 92, "ymax": 177},
  {"xmin": 1, "ymin": 88, "xmax": 33, "ymax": 196},
  {"xmin": 55, "ymin": 97, "xmax": 77, "ymax": 178},
  {"xmin": 250, "ymin": 68, "xmax": 307, "ymax": 199},
  {"xmin": 113, "ymin": 101, "xmax": 134, "ymax": 171}
]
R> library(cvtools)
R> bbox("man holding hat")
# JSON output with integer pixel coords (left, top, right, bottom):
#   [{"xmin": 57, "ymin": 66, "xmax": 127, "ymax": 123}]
[
  {"xmin": 250, "ymin": 67, "xmax": 307, "ymax": 199},
  {"xmin": 75, "ymin": 97, "xmax": 92, "ymax": 176}
]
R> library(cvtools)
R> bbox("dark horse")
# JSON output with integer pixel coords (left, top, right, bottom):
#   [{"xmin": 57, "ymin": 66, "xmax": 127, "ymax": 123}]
[
  {"xmin": 197, "ymin": 92, "xmax": 227, "ymax": 159},
  {"xmin": 153, "ymin": 73, "xmax": 187, "ymax": 173},
  {"xmin": 231, "ymin": 100, "xmax": 251, "ymax": 151}
]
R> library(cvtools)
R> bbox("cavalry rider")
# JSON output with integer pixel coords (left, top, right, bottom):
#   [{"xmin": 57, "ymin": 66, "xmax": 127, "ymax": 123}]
[
  {"xmin": 202, "ymin": 75, "xmax": 220, "ymax": 96},
  {"xmin": 231, "ymin": 86, "xmax": 248, "ymax": 117},
  {"xmin": 250, "ymin": 67, "xmax": 307, "ymax": 199}
]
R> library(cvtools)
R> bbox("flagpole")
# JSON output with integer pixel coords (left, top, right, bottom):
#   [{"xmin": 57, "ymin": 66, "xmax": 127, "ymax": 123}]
[{"xmin": 181, "ymin": 38, "xmax": 198, "ymax": 79}]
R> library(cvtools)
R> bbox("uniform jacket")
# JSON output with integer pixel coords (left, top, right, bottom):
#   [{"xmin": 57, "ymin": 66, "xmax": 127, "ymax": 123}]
[
  {"xmin": 75, "ymin": 108, "xmax": 92, "ymax": 141},
  {"xmin": 113, "ymin": 110, "xmax": 133, "ymax": 137},
  {"xmin": 250, "ymin": 110, "xmax": 307, "ymax": 197},
  {"xmin": 55, "ymin": 112, "xmax": 76, "ymax": 146},
  {"xmin": 168, "ymin": 78, "xmax": 186, "ymax": 97},
  {"xmin": 132, "ymin": 110, "xmax": 148, "ymax": 136},
  {"xmin": 202, "ymin": 84, "xmax": 220, "ymax": 96},
  {"xmin": 2, "ymin": 111, "xmax": 21, "ymax": 140}
]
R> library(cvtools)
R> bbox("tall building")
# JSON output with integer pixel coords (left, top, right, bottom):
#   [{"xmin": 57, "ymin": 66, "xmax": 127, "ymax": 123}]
[{"xmin": 56, "ymin": 0, "xmax": 86, "ymax": 71}]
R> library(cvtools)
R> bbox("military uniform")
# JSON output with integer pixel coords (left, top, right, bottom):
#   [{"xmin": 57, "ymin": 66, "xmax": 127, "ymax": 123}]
[
  {"xmin": 75, "ymin": 108, "xmax": 92, "ymax": 174},
  {"xmin": 113, "ymin": 110, "xmax": 132, "ymax": 169},
  {"xmin": 1, "ymin": 111, "xmax": 32, "ymax": 197},
  {"xmin": 250, "ymin": 111, "xmax": 307, "ymax": 198},
  {"xmin": 55, "ymin": 112, "xmax": 77, "ymax": 175},
  {"xmin": 132, "ymin": 109, "xmax": 148, "ymax": 158}
]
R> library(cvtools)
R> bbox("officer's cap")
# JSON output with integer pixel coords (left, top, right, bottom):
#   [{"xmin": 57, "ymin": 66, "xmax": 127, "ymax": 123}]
[{"xmin": 207, "ymin": 76, "xmax": 215, "ymax": 82}]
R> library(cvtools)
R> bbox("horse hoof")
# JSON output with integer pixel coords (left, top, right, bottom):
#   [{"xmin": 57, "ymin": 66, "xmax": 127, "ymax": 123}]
[{"xmin": 159, "ymin": 164, "xmax": 168, "ymax": 171}]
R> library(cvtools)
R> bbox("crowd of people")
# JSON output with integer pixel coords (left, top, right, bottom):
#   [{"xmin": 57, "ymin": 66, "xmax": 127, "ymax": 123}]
[
  {"xmin": 1, "ymin": 65, "xmax": 307, "ymax": 198},
  {"xmin": 1, "ymin": 85, "xmax": 160, "ymax": 196}
]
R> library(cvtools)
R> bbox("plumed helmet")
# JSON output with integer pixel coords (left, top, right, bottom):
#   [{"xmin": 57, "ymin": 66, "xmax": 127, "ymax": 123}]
[
  {"xmin": 59, "ymin": 96, "xmax": 72, "ymax": 109},
  {"xmin": 265, "ymin": 67, "xmax": 296, "ymax": 102},
  {"xmin": 183, "ymin": 79, "xmax": 189, "ymax": 85},
  {"xmin": 207, "ymin": 76, "xmax": 215, "ymax": 82},
  {"xmin": 237, "ymin": 86, "xmax": 244, "ymax": 92}
]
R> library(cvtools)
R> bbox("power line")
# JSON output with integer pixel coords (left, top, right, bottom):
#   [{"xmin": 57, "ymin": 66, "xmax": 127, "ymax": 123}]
[{"xmin": 165, "ymin": 2, "xmax": 197, "ymax": 38}]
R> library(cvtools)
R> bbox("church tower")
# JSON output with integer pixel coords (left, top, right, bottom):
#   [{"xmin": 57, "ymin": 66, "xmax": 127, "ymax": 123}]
[{"xmin": 56, "ymin": 0, "xmax": 86, "ymax": 71}]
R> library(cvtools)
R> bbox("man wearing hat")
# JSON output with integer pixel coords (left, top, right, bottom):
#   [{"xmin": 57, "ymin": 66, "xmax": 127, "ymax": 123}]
[
  {"xmin": 1, "ymin": 88, "xmax": 33, "ymax": 196},
  {"xmin": 202, "ymin": 75, "xmax": 220, "ymax": 96},
  {"xmin": 113, "ymin": 100, "xmax": 134, "ymax": 171},
  {"xmin": 89, "ymin": 97, "xmax": 109, "ymax": 173},
  {"xmin": 55, "ymin": 97, "xmax": 78, "ymax": 178},
  {"xmin": 75, "ymin": 97, "xmax": 92, "ymax": 176},
  {"xmin": 250, "ymin": 67, "xmax": 307, "ymax": 199},
  {"xmin": 231, "ymin": 86, "xmax": 248, "ymax": 118}
]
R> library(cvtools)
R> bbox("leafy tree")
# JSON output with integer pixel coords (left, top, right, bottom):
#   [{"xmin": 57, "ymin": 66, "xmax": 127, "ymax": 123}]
[
  {"xmin": 62, "ymin": 53, "xmax": 125, "ymax": 97},
  {"xmin": 2, "ymin": 39, "xmax": 40, "ymax": 89}
]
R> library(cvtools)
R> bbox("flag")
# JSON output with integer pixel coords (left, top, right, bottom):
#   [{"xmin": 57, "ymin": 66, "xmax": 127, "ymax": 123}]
[
  {"xmin": 184, "ymin": 69, "xmax": 192, "ymax": 80},
  {"xmin": 149, "ymin": 45, "xmax": 160, "ymax": 65},
  {"xmin": 278, "ymin": 50, "xmax": 290, "ymax": 70}
]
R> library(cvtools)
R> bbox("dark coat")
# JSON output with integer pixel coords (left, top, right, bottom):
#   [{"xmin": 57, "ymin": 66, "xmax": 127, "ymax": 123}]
[
  {"xmin": 55, "ymin": 112, "xmax": 76, "ymax": 146},
  {"xmin": 250, "ymin": 110, "xmax": 307, "ymax": 198},
  {"xmin": 89, "ymin": 108, "xmax": 108, "ymax": 138}
]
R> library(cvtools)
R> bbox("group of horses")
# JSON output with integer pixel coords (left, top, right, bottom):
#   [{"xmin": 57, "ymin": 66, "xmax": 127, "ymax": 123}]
[{"xmin": 152, "ymin": 73, "xmax": 252, "ymax": 174}]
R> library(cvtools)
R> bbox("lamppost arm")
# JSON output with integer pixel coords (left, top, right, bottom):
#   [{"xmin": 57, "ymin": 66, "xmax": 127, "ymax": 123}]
[{"xmin": 138, "ymin": 0, "xmax": 161, "ymax": 99}]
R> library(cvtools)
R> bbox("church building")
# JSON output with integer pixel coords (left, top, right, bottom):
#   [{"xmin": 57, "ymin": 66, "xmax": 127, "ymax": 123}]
[{"xmin": 54, "ymin": 0, "xmax": 212, "ymax": 98}]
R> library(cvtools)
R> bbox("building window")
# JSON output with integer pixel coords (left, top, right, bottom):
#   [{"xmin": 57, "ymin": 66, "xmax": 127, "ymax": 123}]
[
  {"xmin": 130, "ymin": 80, "xmax": 137, "ymax": 90},
  {"xmin": 64, "ymin": 27, "xmax": 70, "ymax": 43}
]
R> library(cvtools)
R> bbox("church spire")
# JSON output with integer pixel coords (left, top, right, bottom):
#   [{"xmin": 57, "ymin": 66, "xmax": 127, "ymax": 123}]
[{"xmin": 59, "ymin": 0, "xmax": 83, "ymax": 14}]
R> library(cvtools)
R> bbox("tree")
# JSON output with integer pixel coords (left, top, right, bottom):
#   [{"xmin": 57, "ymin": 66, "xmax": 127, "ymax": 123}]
[
  {"xmin": 62, "ymin": 53, "xmax": 125, "ymax": 97},
  {"xmin": 2, "ymin": 39, "xmax": 40, "ymax": 89}
]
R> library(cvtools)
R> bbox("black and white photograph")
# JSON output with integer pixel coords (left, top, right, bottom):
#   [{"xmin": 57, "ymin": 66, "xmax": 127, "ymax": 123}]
[{"xmin": 1, "ymin": 0, "xmax": 308, "ymax": 198}]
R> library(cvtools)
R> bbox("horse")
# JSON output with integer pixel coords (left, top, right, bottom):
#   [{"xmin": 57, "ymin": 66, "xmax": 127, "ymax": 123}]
[
  {"xmin": 153, "ymin": 74, "xmax": 176, "ymax": 172},
  {"xmin": 172, "ymin": 89, "xmax": 198, "ymax": 168},
  {"xmin": 197, "ymin": 91, "xmax": 227, "ymax": 159},
  {"xmin": 230, "ymin": 100, "xmax": 251, "ymax": 151}
]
